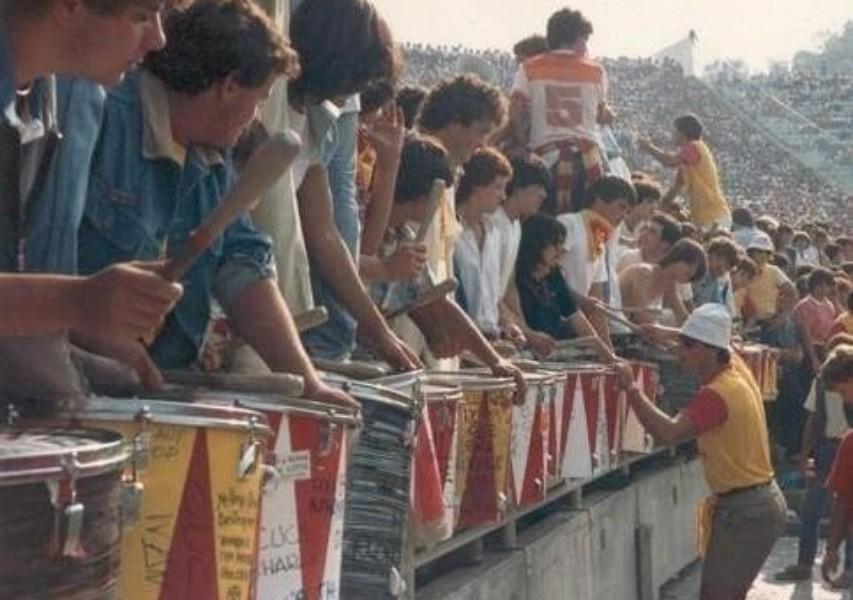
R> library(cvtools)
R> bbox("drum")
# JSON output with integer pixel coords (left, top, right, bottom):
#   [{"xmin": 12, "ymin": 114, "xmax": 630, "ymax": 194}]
[
  {"xmin": 0, "ymin": 428, "xmax": 128, "ymax": 600},
  {"xmin": 324, "ymin": 377, "xmax": 418, "ymax": 599},
  {"xmin": 428, "ymin": 371, "xmax": 516, "ymax": 529},
  {"xmin": 49, "ymin": 398, "xmax": 270, "ymax": 600},
  {"xmin": 233, "ymin": 395, "xmax": 360, "ymax": 600},
  {"xmin": 615, "ymin": 336, "xmax": 698, "ymax": 415},
  {"xmin": 539, "ymin": 363, "xmax": 609, "ymax": 480},
  {"xmin": 622, "ymin": 361, "xmax": 659, "ymax": 454},
  {"xmin": 509, "ymin": 371, "xmax": 552, "ymax": 509},
  {"xmin": 737, "ymin": 344, "xmax": 779, "ymax": 402}
]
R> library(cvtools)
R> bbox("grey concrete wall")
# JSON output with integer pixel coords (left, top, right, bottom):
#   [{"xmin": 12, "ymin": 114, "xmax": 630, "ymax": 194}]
[{"xmin": 417, "ymin": 459, "xmax": 708, "ymax": 600}]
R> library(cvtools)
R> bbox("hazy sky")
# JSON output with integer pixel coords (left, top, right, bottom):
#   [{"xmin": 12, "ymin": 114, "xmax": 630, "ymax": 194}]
[{"xmin": 372, "ymin": 0, "xmax": 852, "ymax": 71}]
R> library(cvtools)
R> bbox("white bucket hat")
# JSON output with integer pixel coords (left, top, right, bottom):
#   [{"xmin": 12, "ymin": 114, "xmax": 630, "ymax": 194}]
[
  {"xmin": 680, "ymin": 303, "xmax": 732, "ymax": 350},
  {"xmin": 747, "ymin": 232, "xmax": 775, "ymax": 253}
]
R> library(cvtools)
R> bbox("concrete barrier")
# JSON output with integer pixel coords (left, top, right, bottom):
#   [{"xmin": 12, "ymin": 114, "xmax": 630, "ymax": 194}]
[{"xmin": 416, "ymin": 458, "xmax": 707, "ymax": 599}]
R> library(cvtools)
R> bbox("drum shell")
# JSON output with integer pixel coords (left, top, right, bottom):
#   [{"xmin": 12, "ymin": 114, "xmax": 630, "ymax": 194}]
[
  {"xmin": 324, "ymin": 377, "xmax": 417, "ymax": 600},
  {"xmin": 0, "ymin": 428, "xmax": 128, "ymax": 600},
  {"xmin": 40, "ymin": 397, "xmax": 269, "ymax": 600}
]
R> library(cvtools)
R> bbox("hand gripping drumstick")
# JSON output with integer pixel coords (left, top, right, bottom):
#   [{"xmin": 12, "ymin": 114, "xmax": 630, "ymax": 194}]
[{"xmin": 159, "ymin": 131, "xmax": 301, "ymax": 283}]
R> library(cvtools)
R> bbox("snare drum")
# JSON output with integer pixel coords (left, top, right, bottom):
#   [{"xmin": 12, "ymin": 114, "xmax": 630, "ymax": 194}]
[
  {"xmin": 616, "ymin": 336, "xmax": 698, "ymax": 414},
  {"xmin": 233, "ymin": 396, "xmax": 360, "ymax": 600},
  {"xmin": 323, "ymin": 377, "xmax": 418, "ymax": 599},
  {"xmin": 428, "ymin": 371, "xmax": 516, "ymax": 529},
  {"xmin": 622, "ymin": 362, "xmax": 659, "ymax": 454},
  {"xmin": 0, "ymin": 428, "xmax": 128, "ymax": 599},
  {"xmin": 49, "ymin": 398, "xmax": 270, "ymax": 600}
]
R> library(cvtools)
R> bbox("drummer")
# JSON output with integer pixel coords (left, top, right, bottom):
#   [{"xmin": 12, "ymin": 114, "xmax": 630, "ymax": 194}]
[
  {"xmin": 0, "ymin": 1, "xmax": 182, "ymax": 342},
  {"xmin": 515, "ymin": 213, "xmax": 622, "ymax": 365},
  {"xmin": 614, "ymin": 303, "xmax": 787, "ymax": 600},
  {"xmin": 619, "ymin": 239, "xmax": 707, "ymax": 326},
  {"xmin": 369, "ymin": 134, "xmax": 527, "ymax": 397},
  {"xmin": 820, "ymin": 344, "xmax": 853, "ymax": 588},
  {"xmin": 73, "ymin": 1, "xmax": 355, "ymax": 407}
]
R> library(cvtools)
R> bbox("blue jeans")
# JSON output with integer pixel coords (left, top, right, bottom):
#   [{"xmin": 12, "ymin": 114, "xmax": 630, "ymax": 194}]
[{"xmin": 797, "ymin": 439, "xmax": 853, "ymax": 568}]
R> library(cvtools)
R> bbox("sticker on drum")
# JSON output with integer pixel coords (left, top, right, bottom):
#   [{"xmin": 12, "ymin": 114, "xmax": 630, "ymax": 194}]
[
  {"xmin": 232, "ymin": 395, "xmax": 360, "ymax": 600},
  {"xmin": 44, "ymin": 398, "xmax": 271, "ymax": 600},
  {"xmin": 427, "ymin": 371, "xmax": 516, "ymax": 530},
  {"xmin": 0, "ymin": 428, "xmax": 128, "ymax": 599},
  {"xmin": 322, "ymin": 377, "xmax": 418, "ymax": 599}
]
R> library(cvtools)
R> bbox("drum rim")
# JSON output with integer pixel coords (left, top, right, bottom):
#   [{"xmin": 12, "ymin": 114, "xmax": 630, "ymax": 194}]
[
  {"xmin": 234, "ymin": 396, "xmax": 361, "ymax": 427},
  {"xmin": 0, "ymin": 427, "xmax": 128, "ymax": 486},
  {"xmin": 56, "ymin": 396, "xmax": 272, "ymax": 435},
  {"xmin": 426, "ymin": 370, "xmax": 517, "ymax": 391},
  {"xmin": 374, "ymin": 373, "xmax": 465, "ymax": 403},
  {"xmin": 532, "ymin": 362, "xmax": 611, "ymax": 374},
  {"xmin": 323, "ymin": 376, "xmax": 417, "ymax": 414}
]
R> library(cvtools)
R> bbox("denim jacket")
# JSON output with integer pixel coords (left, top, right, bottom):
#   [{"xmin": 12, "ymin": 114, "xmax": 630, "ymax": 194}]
[{"xmin": 77, "ymin": 71, "xmax": 275, "ymax": 368}]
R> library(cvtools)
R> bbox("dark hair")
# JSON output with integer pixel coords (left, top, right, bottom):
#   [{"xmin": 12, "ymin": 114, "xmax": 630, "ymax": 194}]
[
  {"xmin": 772, "ymin": 252, "xmax": 791, "ymax": 270},
  {"xmin": 736, "ymin": 256, "xmax": 758, "ymax": 278},
  {"xmin": 707, "ymin": 237, "xmax": 739, "ymax": 266},
  {"xmin": 680, "ymin": 221, "xmax": 699, "ymax": 239},
  {"xmin": 418, "ymin": 75, "xmax": 506, "ymax": 133},
  {"xmin": 396, "ymin": 85, "xmax": 428, "ymax": 130},
  {"xmin": 394, "ymin": 134, "xmax": 454, "ymax": 203},
  {"xmin": 2, "ymin": 0, "xmax": 149, "ymax": 17},
  {"xmin": 546, "ymin": 8, "xmax": 593, "ymax": 49},
  {"xmin": 457, "ymin": 147, "xmax": 513, "ymax": 204},
  {"xmin": 777, "ymin": 223, "xmax": 794, "ymax": 236},
  {"xmin": 289, "ymin": 0, "xmax": 400, "ymax": 103},
  {"xmin": 586, "ymin": 175, "xmax": 637, "ymax": 206},
  {"xmin": 796, "ymin": 274, "xmax": 810, "ymax": 298},
  {"xmin": 513, "ymin": 34, "xmax": 548, "ymax": 60},
  {"xmin": 507, "ymin": 154, "xmax": 550, "ymax": 196},
  {"xmin": 821, "ymin": 345, "xmax": 853, "ymax": 388},
  {"xmin": 360, "ymin": 79, "xmax": 395, "ymax": 115},
  {"xmin": 731, "ymin": 207, "xmax": 754, "ymax": 228},
  {"xmin": 633, "ymin": 179, "xmax": 662, "ymax": 204},
  {"xmin": 716, "ymin": 347, "xmax": 732, "ymax": 363},
  {"xmin": 659, "ymin": 239, "xmax": 707, "ymax": 283},
  {"xmin": 794, "ymin": 264, "xmax": 815, "ymax": 279},
  {"xmin": 517, "ymin": 213, "xmax": 567, "ymax": 280},
  {"xmin": 825, "ymin": 243, "xmax": 840, "ymax": 264},
  {"xmin": 145, "ymin": 0, "xmax": 297, "ymax": 95},
  {"xmin": 650, "ymin": 212, "xmax": 683, "ymax": 247},
  {"xmin": 674, "ymin": 114, "xmax": 703, "ymax": 141},
  {"xmin": 808, "ymin": 267, "xmax": 836, "ymax": 293}
]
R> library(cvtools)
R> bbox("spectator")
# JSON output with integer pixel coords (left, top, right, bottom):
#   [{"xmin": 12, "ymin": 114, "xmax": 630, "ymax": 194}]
[{"xmin": 694, "ymin": 237, "xmax": 740, "ymax": 315}]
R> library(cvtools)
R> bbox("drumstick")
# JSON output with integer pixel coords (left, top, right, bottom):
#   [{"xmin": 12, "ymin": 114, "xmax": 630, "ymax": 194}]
[
  {"xmin": 163, "ymin": 370, "xmax": 305, "ymax": 397},
  {"xmin": 414, "ymin": 179, "xmax": 446, "ymax": 244},
  {"xmin": 294, "ymin": 307, "xmax": 328, "ymax": 333},
  {"xmin": 312, "ymin": 358, "xmax": 390, "ymax": 381},
  {"xmin": 553, "ymin": 336, "xmax": 599, "ymax": 350},
  {"xmin": 160, "ymin": 131, "xmax": 301, "ymax": 283},
  {"xmin": 383, "ymin": 278, "xmax": 458, "ymax": 320}
]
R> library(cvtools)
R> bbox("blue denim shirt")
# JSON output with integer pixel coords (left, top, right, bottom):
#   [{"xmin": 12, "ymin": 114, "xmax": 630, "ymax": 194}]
[
  {"xmin": 301, "ymin": 101, "xmax": 361, "ymax": 361},
  {"xmin": 76, "ymin": 71, "xmax": 275, "ymax": 368}
]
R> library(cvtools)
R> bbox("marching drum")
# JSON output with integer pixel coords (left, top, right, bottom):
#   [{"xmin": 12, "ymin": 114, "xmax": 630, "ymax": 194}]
[
  {"xmin": 427, "ymin": 371, "xmax": 516, "ymax": 530},
  {"xmin": 0, "ymin": 428, "xmax": 128, "ymax": 600},
  {"xmin": 737, "ymin": 343, "xmax": 779, "ymax": 402},
  {"xmin": 374, "ymin": 373, "xmax": 464, "ymax": 549},
  {"xmin": 508, "ymin": 370, "xmax": 553, "ymax": 509},
  {"xmin": 323, "ymin": 377, "xmax": 418, "ymax": 600},
  {"xmin": 232, "ymin": 395, "xmax": 360, "ymax": 600},
  {"xmin": 47, "ymin": 398, "xmax": 270, "ymax": 600},
  {"xmin": 615, "ymin": 335, "xmax": 698, "ymax": 414},
  {"xmin": 622, "ymin": 361, "xmax": 659, "ymax": 454}
]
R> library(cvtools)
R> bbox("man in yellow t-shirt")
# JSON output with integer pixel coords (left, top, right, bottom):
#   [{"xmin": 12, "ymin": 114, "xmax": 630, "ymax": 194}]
[
  {"xmin": 617, "ymin": 304, "xmax": 787, "ymax": 599},
  {"xmin": 743, "ymin": 232, "xmax": 797, "ymax": 323},
  {"xmin": 639, "ymin": 114, "xmax": 731, "ymax": 232}
]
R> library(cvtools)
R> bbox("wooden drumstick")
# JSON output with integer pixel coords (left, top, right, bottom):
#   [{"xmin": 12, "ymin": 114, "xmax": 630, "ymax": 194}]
[
  {"xmin": 312, "ymin": 358, "xmax": 391, "ymax": 381},
  {"xmin": 160, "ymin": 131, "xmax": 301, "ymax": 283},
  {"xmin": 294, "ymin": 307, "xmax": 329, "ymax": 333},
  {"xmin": 383, "ymin": 278, "xmax": 457, "ymax": 320},
  {"xmin": 163, "ymin": 370, "xmax": 305, "ymax": 397}
]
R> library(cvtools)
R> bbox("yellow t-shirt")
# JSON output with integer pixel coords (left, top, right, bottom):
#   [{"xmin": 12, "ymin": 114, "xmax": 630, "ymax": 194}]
[
  {"xmin": 679, "ymin": 140, "xmax": 730, "ymax": 227},
  {"xmin": 685, "ymin": 360, "xmax": 774, "ymax": 495},
  {"xmin": 744, "ymin": 264, "xmax": 790, "ymax": 321}
]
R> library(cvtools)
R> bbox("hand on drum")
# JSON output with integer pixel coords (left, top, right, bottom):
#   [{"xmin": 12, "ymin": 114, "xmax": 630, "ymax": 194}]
[
  {"xmin": 75, "ymin": 262, "xmax": 183, "ymax": 343},
  {"xmin": 374, "ymin": 328, "xmax": 423, "ymax": 371},
  {"xmin": 70, "ymin": 333, "xmax": 165, "ymax": 390},
  {"xmin": 526, "ymin": 330, "xmax": 555, "ymax": 358},
  {"xmin": 613, "ymin": 361, "xmax": 637, "ymax": 392},
  {"xmin": 304, "ymin": 379, "xmax": 361, "ymax": 410},
  {"xmin": 491, "ymin": 359, "xmax": 528, "ymax": 405},
  {"xmin": 501, "ymin": 323, "xmax": 527, "ymax": 348}
]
